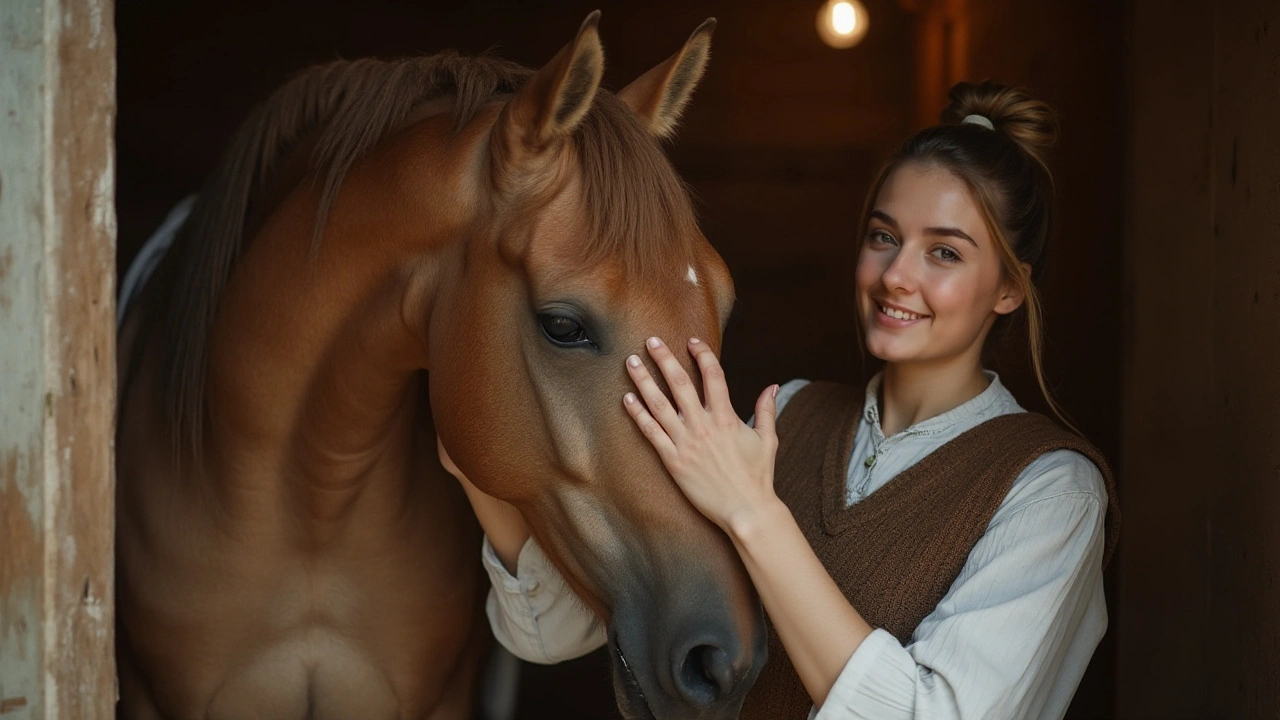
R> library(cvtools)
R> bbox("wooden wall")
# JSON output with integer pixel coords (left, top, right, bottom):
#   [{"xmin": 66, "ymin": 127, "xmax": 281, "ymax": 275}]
[{"xmin": 1120, "ymin": 0, "xmax": 1280, "ymax": 717}]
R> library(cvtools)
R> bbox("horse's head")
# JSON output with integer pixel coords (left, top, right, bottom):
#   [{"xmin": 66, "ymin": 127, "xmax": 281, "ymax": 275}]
[{"xmin": 427, "ymin": 14, "xmax": 766, "ymax": 719}]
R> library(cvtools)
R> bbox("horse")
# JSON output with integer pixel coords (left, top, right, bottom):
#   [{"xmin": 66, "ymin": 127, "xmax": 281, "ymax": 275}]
[{"xmin": 115, "ymin": 12, "xmax": 766, "ymax": 720}]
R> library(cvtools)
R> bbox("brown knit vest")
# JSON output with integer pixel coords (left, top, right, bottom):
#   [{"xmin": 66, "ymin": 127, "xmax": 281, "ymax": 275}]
[{"xmin": 740, "ymin": 382, "xmax": 1121, "ymax": 720}]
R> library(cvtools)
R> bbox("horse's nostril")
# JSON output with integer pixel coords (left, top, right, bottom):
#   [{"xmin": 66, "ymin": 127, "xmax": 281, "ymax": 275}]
[{"xmin": 676, "ymin": 643, "xmax": 735, "ymax": 707}]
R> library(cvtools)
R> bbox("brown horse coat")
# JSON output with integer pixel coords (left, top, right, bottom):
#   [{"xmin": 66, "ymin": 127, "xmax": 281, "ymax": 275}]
[{"xmin": 116, "ymin": 14, "xmax": 764, "ymax": 720}]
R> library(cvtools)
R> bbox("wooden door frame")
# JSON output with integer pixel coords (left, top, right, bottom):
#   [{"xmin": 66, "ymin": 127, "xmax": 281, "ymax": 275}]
[{"xmin": 0, "ymin": 0, "xmax": 117, "ymax": 717}]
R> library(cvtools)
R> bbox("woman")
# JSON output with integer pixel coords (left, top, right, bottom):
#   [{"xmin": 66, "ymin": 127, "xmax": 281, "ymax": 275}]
[{"xmin": 443, "ymin": 81, "xmax": 1120, "ymax": 719}]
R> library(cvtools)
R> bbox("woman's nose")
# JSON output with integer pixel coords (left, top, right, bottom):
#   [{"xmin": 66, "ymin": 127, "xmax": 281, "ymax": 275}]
[{"xmin": 880, "ymin": 250, "xmax": 918, "ymax": 292}]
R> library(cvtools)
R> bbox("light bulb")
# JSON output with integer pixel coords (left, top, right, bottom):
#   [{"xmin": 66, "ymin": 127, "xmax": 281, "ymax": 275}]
[{"xmin": 817, "ymin": 0, "xmax": 869, "ymax": 49}]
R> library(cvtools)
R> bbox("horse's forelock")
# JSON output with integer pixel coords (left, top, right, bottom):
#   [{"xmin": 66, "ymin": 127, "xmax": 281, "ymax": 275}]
[{"xmin": 570, "ymin": 91, "xmax": 703, "ymax": 283}]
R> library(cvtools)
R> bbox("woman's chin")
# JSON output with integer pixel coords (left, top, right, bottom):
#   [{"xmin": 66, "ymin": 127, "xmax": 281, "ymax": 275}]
[{"xmin": 865, "ymin": 337, "xmax": 921, "ymax": 365}]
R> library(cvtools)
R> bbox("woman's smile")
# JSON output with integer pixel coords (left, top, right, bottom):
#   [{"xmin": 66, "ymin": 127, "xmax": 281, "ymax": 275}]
[{"xmin": 874, "ymin": 299, "xmax": 930, "ymax": 326}]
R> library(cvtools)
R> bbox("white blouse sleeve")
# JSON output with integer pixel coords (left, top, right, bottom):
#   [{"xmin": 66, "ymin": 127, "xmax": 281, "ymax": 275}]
[
  {"xmin": 811, "ymin": 450, "xmax": 1109, "ymax": 720},
  {"xmin": 481, "ymin": 535, "xmax": 608, "ymax": 664}
]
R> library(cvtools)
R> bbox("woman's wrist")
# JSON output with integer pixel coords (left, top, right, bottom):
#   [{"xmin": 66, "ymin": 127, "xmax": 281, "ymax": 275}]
[
  {"xmin": 437, "ymin": 436, "xmax": 531, "ymax": 573},
  {"xmin": 455, "ymin": 472, "xmax": 530, "ymax": 574},
  {"xmin": 723, "ymin": 493, "xmax": 792, "ymax": 549},
  {"xmin": 486, "ymin": 524, "xmax": 531, "ymax": 575}
]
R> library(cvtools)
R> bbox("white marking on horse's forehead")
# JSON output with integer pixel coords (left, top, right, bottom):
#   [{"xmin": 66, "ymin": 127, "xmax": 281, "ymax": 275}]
[{"xmin": 686, "ymin": 264, "xmax": 698, "ymax": 286}]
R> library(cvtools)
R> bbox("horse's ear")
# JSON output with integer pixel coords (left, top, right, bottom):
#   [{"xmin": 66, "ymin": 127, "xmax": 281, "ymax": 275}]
[
  {"xmin": 492, "ymin": 11, "xmax": 604, "ymax": 173},
  {"xmin": 617, "ymin": 18, "xmax": 715, "ymax": 139}
]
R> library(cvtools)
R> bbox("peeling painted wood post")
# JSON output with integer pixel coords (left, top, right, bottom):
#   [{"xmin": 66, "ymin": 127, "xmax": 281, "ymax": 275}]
[{"xmin": 0, "ymin": 0, "xmax": 117, "ymax": 717}]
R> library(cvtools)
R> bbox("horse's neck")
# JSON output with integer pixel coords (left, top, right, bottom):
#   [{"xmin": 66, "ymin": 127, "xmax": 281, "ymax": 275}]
[
  {"xmin": 203, "ymin": 191, "xmax": 436, "ymax": 522},
  {"xmin": 196, "ymin": 104, "xmax": 484, "ymax": 525}
]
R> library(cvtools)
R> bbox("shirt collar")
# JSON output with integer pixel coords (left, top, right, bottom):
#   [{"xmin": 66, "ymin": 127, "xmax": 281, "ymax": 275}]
[{"xmin": 862, "ymin": 370, "xmax": 1020, "ymax": 439}]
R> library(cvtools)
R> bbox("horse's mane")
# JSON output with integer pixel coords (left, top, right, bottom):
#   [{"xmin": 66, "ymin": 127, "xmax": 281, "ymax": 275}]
[{"xmin": 162, "ymin": 52, "xmax": 700, "ymax": 460}]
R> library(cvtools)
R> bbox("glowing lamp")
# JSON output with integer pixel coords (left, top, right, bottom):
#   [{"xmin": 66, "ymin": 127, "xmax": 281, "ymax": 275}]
[{"xmin": 817, "ymin": 0, "xmax": 870, "ymax": 49}]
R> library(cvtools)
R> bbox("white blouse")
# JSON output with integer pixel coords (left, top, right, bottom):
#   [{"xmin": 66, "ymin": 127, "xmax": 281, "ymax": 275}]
[{"xmin": 481, "ymin": 372, "xmax": 1109, "ymax": 720}]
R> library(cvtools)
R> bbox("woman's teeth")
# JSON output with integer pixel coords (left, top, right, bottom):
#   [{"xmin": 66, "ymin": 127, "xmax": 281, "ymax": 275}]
[{"xmin": 880, "ymin": 304, "xmax": 925, "ymax": 321}]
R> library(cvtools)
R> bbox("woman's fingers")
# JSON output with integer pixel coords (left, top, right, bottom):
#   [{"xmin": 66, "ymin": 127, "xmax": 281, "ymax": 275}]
[
  {"xmin": 753, "ymin": 384, "xmax": 780, "ymax": 444},
  {"xmin": 623, "ymin": 391, "xmax": 678, "ymax": 460},
  {"xmin": 626, "ymin": 350, "xmax": 687, "ymax": 440},
  {"xmin": 640, "ymin": 337, "xmax": 704, "ymax": 418},
  {"xmin": 688, "ymin": 338, "xmax": 734, "ymax": 419}
]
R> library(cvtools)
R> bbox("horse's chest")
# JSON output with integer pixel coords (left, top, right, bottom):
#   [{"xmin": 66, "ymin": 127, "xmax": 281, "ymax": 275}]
[
  {"xmin": 119, "ymin": 497, "xmax": 484, "ymax": 720},
  {"xmin": 204, "ymin": 629, "xmax": 411, "ymax": 720}
]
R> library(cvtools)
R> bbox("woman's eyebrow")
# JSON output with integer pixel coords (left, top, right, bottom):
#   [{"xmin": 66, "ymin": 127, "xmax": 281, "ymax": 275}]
[
  {"xmin": 924, "ymin": 226, "xmax": 978, "ymax": 248},
  {"xmin": 872, "ymin": 209, "xmax": 979, "ymax": 249},
  {"xmin": 869, "ymin": 209, "xmax": 897, "ymax": 226}
]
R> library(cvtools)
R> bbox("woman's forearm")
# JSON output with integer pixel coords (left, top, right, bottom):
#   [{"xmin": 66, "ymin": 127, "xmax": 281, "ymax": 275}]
[
  {"xmin": 438, "ymin": 435, "xmax": 531, "ymax": 573},
  {"xmin": 457, "ymin": 474, "xmax": 530, "ymax": 574},
  {"xmin": 727, "ymin": 497, "xmax": 875, "ymax": 708}
]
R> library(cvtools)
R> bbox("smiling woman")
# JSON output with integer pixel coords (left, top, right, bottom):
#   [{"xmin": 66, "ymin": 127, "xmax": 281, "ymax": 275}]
[
  {"xmin": 456, "ymin": 80, "xmax": 1121, "ymax": 720},
  {"xmin": 853, "ymin": 83, "xmax": 1067, "ymax": 429},
  {"xmin": 857, "ymin": 166, "xmax": 1027, "ymax": 392}
]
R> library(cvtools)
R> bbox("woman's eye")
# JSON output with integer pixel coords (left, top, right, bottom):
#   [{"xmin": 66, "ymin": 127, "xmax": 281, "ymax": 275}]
[
  {"xmin": 538, "ymin": 314, "xmax": 592, "ymax": 347},
  {"xmin": 932, "ymin": 246, "xmax": 961, "ymax": 262},
  {"xmin": 869, "ymin": 229, "xmax": 896, "ymax": 246}
]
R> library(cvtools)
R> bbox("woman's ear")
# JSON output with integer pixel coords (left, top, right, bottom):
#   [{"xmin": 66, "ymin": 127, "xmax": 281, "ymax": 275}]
[{"xmin": 994, "ymin": 262, "xmax": 1032, "ymax": 315}]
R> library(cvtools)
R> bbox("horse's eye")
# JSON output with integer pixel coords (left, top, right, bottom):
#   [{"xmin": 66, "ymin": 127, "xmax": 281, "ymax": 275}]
[{"xmin": 538, "ymin": 313, "xmax": 592, "ymax": 347}]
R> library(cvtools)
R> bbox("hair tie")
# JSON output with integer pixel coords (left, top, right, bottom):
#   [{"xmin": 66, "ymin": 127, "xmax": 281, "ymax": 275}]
[{"xmin": 961, "ymin": 114, "xmax": 994, "ymax": 130}]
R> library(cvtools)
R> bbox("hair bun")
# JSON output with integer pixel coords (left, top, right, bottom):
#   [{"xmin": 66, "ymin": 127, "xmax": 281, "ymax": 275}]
[{"xmin": 942, "ymin": 81, "xmax": 1058, "ymax": 172}]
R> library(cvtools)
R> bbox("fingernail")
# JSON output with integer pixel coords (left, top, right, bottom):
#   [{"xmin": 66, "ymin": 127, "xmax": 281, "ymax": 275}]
[
  {"xmin": 624, "ymin": 393, "xmax": 636, "ymax": 405},
  {"xmin": 772, "ymin": 384, "xmax": 779, "ymax": 399},
  {"xmin": 627, "ymin": 355, "xmax": 642, "ymax": 368},
  {"xmin": 689, "ymin": 337, "xmax": 701, "ymax": 345},
  {"xmin": 647, "ymin": 337, "xmax": 662, "ymax": 349}
]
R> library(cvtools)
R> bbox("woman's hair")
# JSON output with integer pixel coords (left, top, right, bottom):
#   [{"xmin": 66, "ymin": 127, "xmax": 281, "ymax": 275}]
[{"xmin": 857, "ymin": 80, "xmax": 1072, "ymax": 428}]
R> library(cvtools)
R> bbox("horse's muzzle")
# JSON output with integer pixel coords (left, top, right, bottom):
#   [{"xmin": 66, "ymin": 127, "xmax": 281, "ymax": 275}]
[{"xmin": 607, "ymin": 598, "xmax": 767, "ymax": 720}]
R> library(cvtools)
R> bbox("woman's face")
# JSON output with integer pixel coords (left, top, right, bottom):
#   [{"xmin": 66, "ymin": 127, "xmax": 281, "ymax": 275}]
[{"xmin": 855, "ymin": 162, "xmax": 1024, "ymax": 368}]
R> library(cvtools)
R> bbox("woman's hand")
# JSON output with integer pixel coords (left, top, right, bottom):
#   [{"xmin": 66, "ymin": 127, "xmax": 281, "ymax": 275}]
[
  {"xmin": 626, "ymin": 338, "xmax": 875, "ymax": 707},
  {"xmin": 622, "ymin": 336, "xmax": 781, "ymax": 533},
  {"xmin": 626, "ymin": 339, "xmax": 873, "ymax": 707},
  {"xmin": 437, "ymin": 435, "xmax": 530, "ymax": 574}
]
